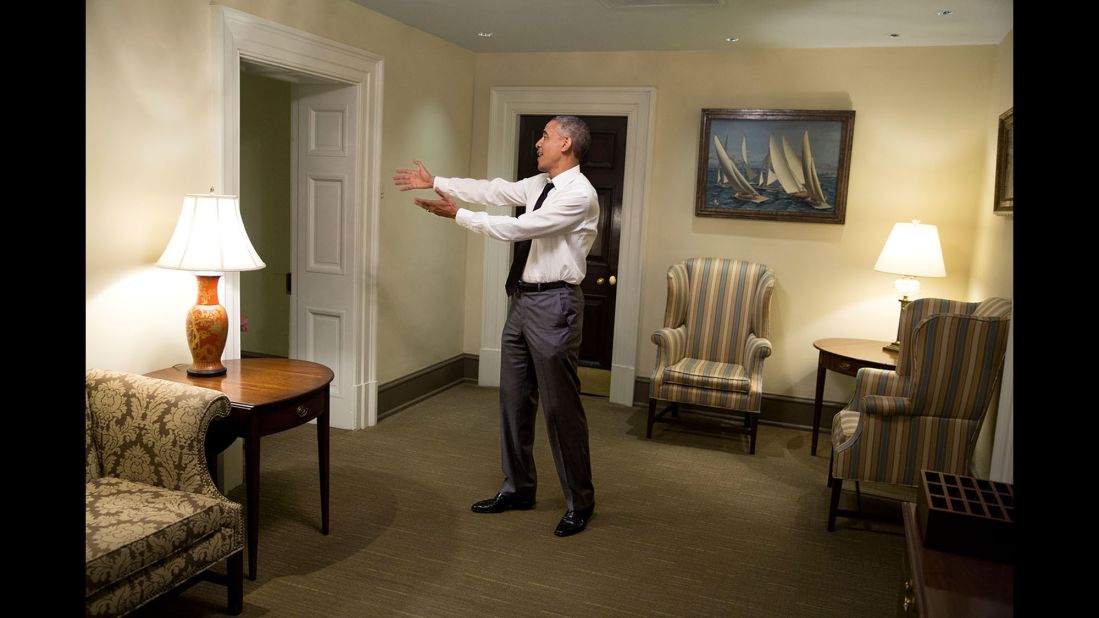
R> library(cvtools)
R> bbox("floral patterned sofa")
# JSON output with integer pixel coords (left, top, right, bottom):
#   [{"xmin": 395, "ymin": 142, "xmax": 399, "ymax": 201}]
[{"xmin": 85, "ymin": 369, "xmax": 244, "ymax": 616}]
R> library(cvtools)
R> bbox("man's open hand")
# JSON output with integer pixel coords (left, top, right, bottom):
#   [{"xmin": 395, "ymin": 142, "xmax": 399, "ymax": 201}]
[
  {"xmin": 414, "ymin": 187, "xmax": 458, "ymax": 219},
  {"xmin": 393, "ymin": 160, "xmax": 435, "ymax": 191}
]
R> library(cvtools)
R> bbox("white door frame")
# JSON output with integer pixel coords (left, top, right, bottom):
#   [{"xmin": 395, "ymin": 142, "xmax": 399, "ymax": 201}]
[
  {"xmin": 213, "ymin": 6, "xmax": 384, "ymax": 428},
  {"xmin": 481, "ymin": 87, "xmax": 656, "ymax": 406}
]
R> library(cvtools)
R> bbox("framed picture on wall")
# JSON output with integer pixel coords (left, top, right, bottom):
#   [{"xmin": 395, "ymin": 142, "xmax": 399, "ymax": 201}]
[
  {"xmin": 695, "ymin": 109, "xmax": 855, "ymax": 224},
  {"xmin": 993, "ymin": 107, "xmax": 1013, "ymax": 215}
]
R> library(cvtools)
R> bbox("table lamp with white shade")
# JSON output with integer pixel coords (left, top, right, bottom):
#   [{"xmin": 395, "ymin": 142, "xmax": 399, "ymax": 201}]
[
  {"xmin": 874, "ymin": 219, "xmax": 946, "ymax": 352},
  {"xmin": 156, "ymin": 191, "xmax": 265, "ymax": 376}
]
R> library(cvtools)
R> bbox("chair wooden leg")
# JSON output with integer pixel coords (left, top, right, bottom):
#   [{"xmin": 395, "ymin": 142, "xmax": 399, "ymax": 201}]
[
  {"xmin": 670, "ymin": 403, "xmax": 679, "ymax": 418},
  {"xmin": 855, "ymin": 480, "xmax": 862, "ymax": 512},
  {"xmin": 646, "ymin": 398, "xmax": 656, "ymax": 438},
  {"xmin": 228, "ymin": 551, "xmax": 243, "ymax": 615},
  {"xmin": 748, "ymin": 414, "xmax": 757, "ymax": 455},
  {"xmin": 828, "ymin": 477, "xmax": 843, "ymax": 531}
]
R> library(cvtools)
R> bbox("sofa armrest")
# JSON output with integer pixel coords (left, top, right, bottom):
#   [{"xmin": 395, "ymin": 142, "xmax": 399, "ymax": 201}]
[{"xmin": 85, "ymin": 369, "xmax": 231, "ymax": 497}]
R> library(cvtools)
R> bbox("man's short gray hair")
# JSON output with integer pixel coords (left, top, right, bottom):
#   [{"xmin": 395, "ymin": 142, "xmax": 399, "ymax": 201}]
[{"xmin": 553, "ymin": 115, "xmax": 591, "ymax": 163}]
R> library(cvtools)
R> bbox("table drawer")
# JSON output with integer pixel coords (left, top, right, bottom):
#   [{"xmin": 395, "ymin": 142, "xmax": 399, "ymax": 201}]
[
  {"xmin": 256, "ymin": 388, "xmax": 327, "ymax": 435},
  {"xmin": 820, "ymin": 351, "xmax": 864, "ymax": 376}
]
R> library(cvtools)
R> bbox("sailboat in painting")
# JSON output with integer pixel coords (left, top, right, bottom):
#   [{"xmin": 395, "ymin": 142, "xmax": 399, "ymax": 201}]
[
  {"xmin": 800, "ymin": 131, "xmax": 830, "ymax": 209},
  {"xmin": 715, "ymin": 136, "xmax": 730, "ymax": 186},
  {"xmin": 768, "ymin": 134, "xmax": 809, "ymax": 199},
  {"xmin": 741, "ymin": 136, "xmax": 757, "ymax": 183},
  {"xmin": 763, "ymin": 132, "xmax": 832, "ymax": 208},
  {"xmin": 713, "ymin": 135, "xmax": 767, "ymax": 203},
  {"xmin": 782, "ymin": 134, "xmax": 806, "ymax": 190},
  {"xmin": 756, "ymin": 151, "xmax": 778, "ymax": 189}
]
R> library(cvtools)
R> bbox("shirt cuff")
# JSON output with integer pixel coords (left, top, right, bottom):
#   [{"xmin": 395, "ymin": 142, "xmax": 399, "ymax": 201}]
[{"xmin": 455, "ymin": 207, "xmax": 474, "ymax": 228}]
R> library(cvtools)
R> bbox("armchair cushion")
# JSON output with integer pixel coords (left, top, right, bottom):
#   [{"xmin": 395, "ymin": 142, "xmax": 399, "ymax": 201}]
[
  {"xmin": 663, "ymin": 358, "xmax": 749, "ymax": 393},
  {"xmin": 85, "ymin": 477, "xmax": 241, "ymax": 599}
]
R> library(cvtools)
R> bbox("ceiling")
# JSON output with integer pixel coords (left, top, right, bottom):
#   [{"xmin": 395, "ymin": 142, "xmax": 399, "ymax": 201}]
[{"xmin": 347, "ymin": 0, "xmax": 1013, "ymax": 53}]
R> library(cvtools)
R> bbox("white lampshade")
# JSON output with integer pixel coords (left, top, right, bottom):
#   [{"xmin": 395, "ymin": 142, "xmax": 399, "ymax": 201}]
[
  {"xmin": 873, "ymin": 220, "xmax": 946, "ymax": 278},
  {"xmin": 156, "ymin": 193, "xmax": 265, "ymax": 272}
]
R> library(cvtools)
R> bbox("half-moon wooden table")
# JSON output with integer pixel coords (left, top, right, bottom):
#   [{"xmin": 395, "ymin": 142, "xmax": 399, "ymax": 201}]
[{"xmin": 147, "ymin": 358, "xmax": 334, "ymax": 580}]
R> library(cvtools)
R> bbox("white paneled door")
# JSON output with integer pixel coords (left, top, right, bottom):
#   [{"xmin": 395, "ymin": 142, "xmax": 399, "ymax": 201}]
[{"xmin": 292, "ymin": 83, "xmax": 359, "ymax": 428}]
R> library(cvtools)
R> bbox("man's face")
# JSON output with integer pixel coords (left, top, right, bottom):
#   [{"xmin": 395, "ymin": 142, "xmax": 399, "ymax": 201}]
[{"xmin": 535, "ymin": 120, "xmax": 569, "ymax": 173}]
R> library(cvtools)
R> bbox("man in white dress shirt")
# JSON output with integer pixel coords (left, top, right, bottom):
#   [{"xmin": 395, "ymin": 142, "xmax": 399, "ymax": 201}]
[{"xmin": 393, "ymin": 116, "xmax": 598, "ymax": 537}]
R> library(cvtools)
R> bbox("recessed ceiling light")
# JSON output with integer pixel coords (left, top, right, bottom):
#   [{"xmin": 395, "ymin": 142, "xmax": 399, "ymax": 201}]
[
  {"xmin": 937, "ymin": 9, "xmax": 953, "ymax": 16},
  {"xmin": 478, "ymin": 32, "xmax": 494, "ymax": 38},
  {"xmin": 725, "ymin": 37, "xmax": 739, "ymax": 43}
]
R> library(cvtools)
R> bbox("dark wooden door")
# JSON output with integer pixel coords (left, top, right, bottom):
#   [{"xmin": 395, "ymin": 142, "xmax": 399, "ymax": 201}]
[{"xmin": 517, "ymin": 114, "xmax": 627, "ymax": 369}]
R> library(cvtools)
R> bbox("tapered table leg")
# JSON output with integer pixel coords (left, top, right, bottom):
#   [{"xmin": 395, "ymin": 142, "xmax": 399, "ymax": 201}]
[
  {"xmin": 812, "ymin": 358, "xmax": 827, "ymax": 456},
  {"xmin": 318, "ymin": 390, "xmax": 330, "ymax": 535},
  {"xmin": 245, "ymin": 426, "xmax": 261, "ymax": 580}
]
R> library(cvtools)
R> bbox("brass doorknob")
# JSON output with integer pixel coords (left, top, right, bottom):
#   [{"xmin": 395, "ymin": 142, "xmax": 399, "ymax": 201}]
[
  {"xmin": 609, "ymin": 275, "xmax": 617, "ymax": 286},
  {"xmin": 595, "ymin": 277, "xmax": 605, "ymax": 285}
]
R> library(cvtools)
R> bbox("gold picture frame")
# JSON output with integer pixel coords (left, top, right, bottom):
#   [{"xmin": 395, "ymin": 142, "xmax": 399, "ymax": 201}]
[
  {"xmin": 694, "ymin": 108, "xmax": 855, "ymax": 224},
  {"xmin": 994, "ymin": 107, "xmax": 1013, "ymax": 214}
]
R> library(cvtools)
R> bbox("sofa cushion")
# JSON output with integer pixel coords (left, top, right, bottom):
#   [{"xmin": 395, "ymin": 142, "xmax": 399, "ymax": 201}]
[
  {"xmin": 662, "ymin": 357, "xmax": 749, "ymax": 393},
  {"xmin": 85, "ymin": 477, "xmax": 241, "ymax": 598}
]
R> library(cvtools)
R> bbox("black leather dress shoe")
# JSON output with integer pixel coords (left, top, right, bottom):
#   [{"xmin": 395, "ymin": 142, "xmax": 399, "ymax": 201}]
[
  {"xmin": 470, "ymin": 493, "xmax": 536, "ymax": 513},
  {"xmin": 553, "ymin": 505, "xmax": 594, "ymax": 537}
]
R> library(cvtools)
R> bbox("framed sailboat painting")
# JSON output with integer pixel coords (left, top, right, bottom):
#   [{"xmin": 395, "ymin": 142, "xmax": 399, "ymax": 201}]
[{"xmin": 695, "ymin": 109, "xmax": 855, "ymax": 224}]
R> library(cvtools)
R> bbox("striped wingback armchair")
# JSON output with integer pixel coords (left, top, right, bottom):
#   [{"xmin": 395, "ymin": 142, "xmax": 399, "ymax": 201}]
[
  {"xmin": 647, "ymin": 258, "xmax": 776, "ymax": 454},
  {"xmin": 827, "ymin": 297, "xmax": 1012, "ymax": 530}
]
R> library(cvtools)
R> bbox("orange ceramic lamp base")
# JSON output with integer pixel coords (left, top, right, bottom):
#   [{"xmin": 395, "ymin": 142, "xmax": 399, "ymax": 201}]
[{"xmin": 186, "ymin": 274, "xmax": 229, "ymax": 377}]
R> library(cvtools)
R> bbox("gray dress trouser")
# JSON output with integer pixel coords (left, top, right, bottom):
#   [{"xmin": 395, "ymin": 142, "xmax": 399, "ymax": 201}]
[{"xmin": 497, "ymin": 284, "xmax": 595, "ymax": 512}]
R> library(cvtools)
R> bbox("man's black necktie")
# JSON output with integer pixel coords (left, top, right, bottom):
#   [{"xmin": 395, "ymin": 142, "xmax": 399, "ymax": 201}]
[{"xmin": 505, "ymin": 181, "xmax": 554, "ymax": 296}]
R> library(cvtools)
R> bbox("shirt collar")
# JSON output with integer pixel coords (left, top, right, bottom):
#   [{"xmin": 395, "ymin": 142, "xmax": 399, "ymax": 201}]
[{"xmin": 546, "ymin": 164, "xmax": 581, "ymax": 185}]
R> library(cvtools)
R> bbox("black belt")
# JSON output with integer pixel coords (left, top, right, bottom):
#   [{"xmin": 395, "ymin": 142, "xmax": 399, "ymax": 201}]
[{"xmin": 515, "ymin": 280, "xmax": 573, "ymax": 292}]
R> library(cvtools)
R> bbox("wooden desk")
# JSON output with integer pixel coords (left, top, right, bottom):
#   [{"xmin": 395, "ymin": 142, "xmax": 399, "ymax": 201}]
[
  {"xmin": 901, "ymin": 502, "xmax": 1013, "ymax": 616},
  {"xmin": 147, "ymin": 358, "xmax": 334, "ymax": 580},
  {"xmin": 811, "ymin": 338, "xmax": 897, "ymax": 456}
]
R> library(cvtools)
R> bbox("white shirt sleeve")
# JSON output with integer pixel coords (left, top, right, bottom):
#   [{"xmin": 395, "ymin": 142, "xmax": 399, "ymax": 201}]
[
  {"xmin": 441, "ymin": 175, "xmax": 594, "ymax": 243},
  {"xmin": 435, "ymin": 176, "xmax": 533, "ymax": 209}
]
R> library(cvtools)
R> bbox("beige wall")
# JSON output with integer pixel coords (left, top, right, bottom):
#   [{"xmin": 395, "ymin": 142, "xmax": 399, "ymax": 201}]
[
  {"xmin": 971, "ymin": 30, "xmax": 1014, "ymax": 477},
  {"xmin": 969, "ymin": 30, "xmax": 1013, "ymax": 300},
  {"xmin": 467, "ymin": 45, "xmax": 1005, "ymax": 404},
  {"xmin": 87, "ymin": 0, "xmax": 476, "ymax": 383},
  {"xmin": 239, "ymin": 71, "xmax": 292, "ymax": 358},
  {"xmin": 87, "ymin": 0, "xmax": 222, "ymax": 373}
]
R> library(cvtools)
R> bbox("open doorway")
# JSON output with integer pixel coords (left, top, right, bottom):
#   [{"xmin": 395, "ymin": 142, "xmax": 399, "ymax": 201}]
[{"xmin": 239, "ymin": 66, "xmax": 292, "ymax": 359}]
